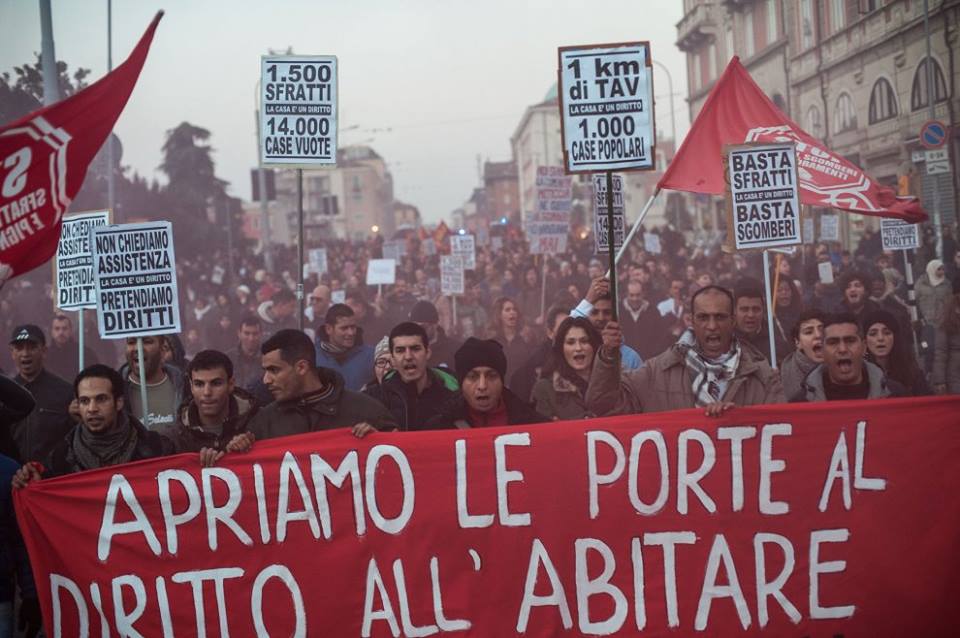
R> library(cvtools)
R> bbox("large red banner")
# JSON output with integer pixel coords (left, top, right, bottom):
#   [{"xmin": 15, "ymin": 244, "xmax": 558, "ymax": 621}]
[
  {"xmin": 658, "ymin": 57, "xmax": 926, "ymax": 224},
  {"xmin": 15, "ymin": 398, "xmax": 960, "ymax": 636},
  {"xmin": 0, "ymin": 12, "xmax": 161, "ymax": 285}
]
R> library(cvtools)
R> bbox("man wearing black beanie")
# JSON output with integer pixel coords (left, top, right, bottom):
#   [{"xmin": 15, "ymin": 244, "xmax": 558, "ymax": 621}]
[{"xmin": 424, "ymin": 338, "xmax": 545, "ymax": 429}]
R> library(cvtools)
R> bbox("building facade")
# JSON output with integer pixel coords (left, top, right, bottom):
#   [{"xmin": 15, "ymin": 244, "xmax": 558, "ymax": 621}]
[{"xmin": 677, "ymin": 0, "xmax": 960, "ymax": 241}]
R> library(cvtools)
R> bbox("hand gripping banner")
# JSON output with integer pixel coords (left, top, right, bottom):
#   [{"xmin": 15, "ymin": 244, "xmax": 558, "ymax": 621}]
[
  {"xmin": 15, "ymin": 397, "xmax": 960, "ymax": 636},
  {"xmin": 0, "ymin": 12, "xmax": 162, "ymax": 285}
]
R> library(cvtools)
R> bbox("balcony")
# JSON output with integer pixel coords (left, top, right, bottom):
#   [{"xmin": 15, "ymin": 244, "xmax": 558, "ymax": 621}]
[
  {"xmin": 722, "ymin": 0, "xmax": 758, "ymax": 8},
  {"xmin": 676, "ymin": 2, "xmax": 717, "ymax": 52}
]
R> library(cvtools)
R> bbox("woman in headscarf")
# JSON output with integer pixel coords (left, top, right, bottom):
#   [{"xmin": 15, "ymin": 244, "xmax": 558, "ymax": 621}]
[
  {"xmin": 531, "ymin": 317, "xmax": 601, "ymax": 420},
  {"xmin": 915, "ymin": 259, "xmax": 952, "ymax": 371},
  {"xmin": 863, "ymin": 309, "xmax": 931, "ymax": 396}
]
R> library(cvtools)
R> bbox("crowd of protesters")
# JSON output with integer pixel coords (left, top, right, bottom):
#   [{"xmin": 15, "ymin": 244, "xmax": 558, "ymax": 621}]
[{"xmin": 0, "ymin": 218, "xmax": 959, "ymax": 634}]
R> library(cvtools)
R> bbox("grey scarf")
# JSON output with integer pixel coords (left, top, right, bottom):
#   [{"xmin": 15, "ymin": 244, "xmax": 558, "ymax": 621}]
[
  {"xmin": 70, "ymin": 411, "xmax": 139, "ymax": 471},
  {"xmin": 676, "ymin": 329, "xmax": 741, "ymax": 407}
]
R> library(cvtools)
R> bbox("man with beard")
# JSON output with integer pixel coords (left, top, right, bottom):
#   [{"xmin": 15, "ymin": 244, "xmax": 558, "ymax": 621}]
[
  {"xmin": 44, "ymin": 314, "xmax": 99, "ymax": 382},
  {"xmin": 12, "ymin": 365, "xmax": 174, "ymax": 482},
  {"xmin": 118, "ymin": 335, "xmax": 185, "ymax": 431},
  {"xmin": 779, "ymin": 310, "xmax": 826, "ymax": 400},
  {"xmin": 733, "ymin": 278, "xmax": 790, "ymax": 365},
  {"xmin": 7, "ymin": 325, "xmax": 74, "ymax": 463},
  {"xmin": 792, "ymin": 313, "xmax": 906, "ymax": 402},
  {"xmin": 315, "ymin": 304, "xmax": 375, "ymax": 391},
  {"xmin": 364, "ymin": 322, "xmax": 458, "ymax": 430},
  {"xmin": 587, "ymin": 286, "xmax": 783, "ymax": 416}
]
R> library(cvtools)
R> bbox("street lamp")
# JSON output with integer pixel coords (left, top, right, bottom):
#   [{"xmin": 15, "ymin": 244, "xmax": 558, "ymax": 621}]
[
  {"xmin": 371, "ymin": 225, "xmax": 380, "ymax": 233},
  {"xmin": 652, "ymin": 60, "xmax": 677, "ymax": 147}
]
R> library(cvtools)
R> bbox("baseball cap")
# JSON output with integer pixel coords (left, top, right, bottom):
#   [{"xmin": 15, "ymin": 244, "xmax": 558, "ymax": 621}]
[{"xmin": 10, "ymin": 325, "xmax": 45, "ymax": 346}]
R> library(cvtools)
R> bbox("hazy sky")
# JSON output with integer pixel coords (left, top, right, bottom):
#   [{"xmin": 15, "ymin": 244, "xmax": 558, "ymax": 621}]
[{"xmin": 1, "ymin": 0, "xmax": 690, "ymax": 224}]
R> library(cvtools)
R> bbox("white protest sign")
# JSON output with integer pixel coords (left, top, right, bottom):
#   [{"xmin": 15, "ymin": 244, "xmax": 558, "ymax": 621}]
[
  {"xmin": 820, "ymin": 214, "xmax": 840, "ymax": 242},
  {"xmin": 818, "ymin": 261, "xmax": 835, "ymax": 284},
  {"xmin": 530, "ymin": 166, "xmax": 572, "ymax": 255},
  {"xmin": 54, "ymin": 210, "xmax": 110, "ymax": 310},
  {"xmin": 211, "ymin": 265, "xmax": 225, "ymax": 285},
  {"xmin": 592, "ymin": 174, "xmax": 625, "ymax": 253},
  {"xmin": 643, "ymin": 232, "xmax": 661, "ymax": 254},
  {"xmin": 366, "ymin": 259, "xmax": 396, "ymax": 285},
  {"xmin": 382, "ymin": 240, "xmax": 404, "ymax": 261},
  {"xmin": 331, "ymin": 289, "xmax": 346, "ymax": 304},
  {"xmin": 260, "ymin": 55, "xmax": 338, "ymax": 167},
  {"xmin": 880, "ymin": 218, "xmax": 920, "ymax": 251},
  {"xmin": 308, "ymin": 248, "xmax": 328, "ymax": 274},
  {"xmin": 450, "ymin": 235, "xmax": 476, "ymax": 270},
  {"xmin": 440, "ymin": 255, "xmax": 465, "ymax": 296},
  {"xmin": 558, "ymin": 42, "xmax": 655, "ymax": 173},
  {"xmin": 727, "ymin": 143, "xmax": 801, "ymax": 251},
  {"xmin": 91, "ymin": 221, "xmax": 181, "ymax": 339},
  {"xmin": 802, "ymin": 217, "xmax": 815, "ymax": 244}
]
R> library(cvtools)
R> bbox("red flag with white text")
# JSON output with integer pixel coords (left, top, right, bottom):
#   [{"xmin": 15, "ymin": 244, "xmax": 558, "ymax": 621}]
[
  {"xmin": 0, "ymin": 11, "xmax": 163, "ymax": 284},
  {"xmin": 658, "ymin": 57, "xmax": 926, "ymax": 223}
]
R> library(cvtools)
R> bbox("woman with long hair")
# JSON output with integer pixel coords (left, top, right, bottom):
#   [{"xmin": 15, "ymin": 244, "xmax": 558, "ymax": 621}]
[
  {"xmin": 486, "ymin": 297, "xmax": 536, "ymax": 376},
  {"xmin": 862, "ymin": 310, "xmax": 931, "ymax": 396},
  {"xmin": 933, "ymin": 280, "xmax": 960, "ymax": 394},
  {"xmin": 532, "ymin": 316, "xmax": 601, "ymax": 420}
]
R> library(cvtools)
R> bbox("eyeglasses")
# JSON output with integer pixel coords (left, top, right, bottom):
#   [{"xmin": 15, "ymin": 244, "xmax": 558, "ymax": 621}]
[{"xmin": 375, "ymin": 358, "xmax": 392, "ymax": 368}]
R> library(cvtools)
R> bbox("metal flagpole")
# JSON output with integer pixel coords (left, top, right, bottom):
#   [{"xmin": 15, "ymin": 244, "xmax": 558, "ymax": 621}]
[
  {"xmin": 762, "ymin": 251, "xmax": 778, "ymax": 369},
  {"xmin": 451, "ymin": 295, "xmax": 458, "ymax": 335},
  {"xmin": 77, "ymin": 310, "xmax": 85, "ymax": 370},
  {"xmin": 605, "ymin": 171, "xmax": 619, "ymax": 321},
  {"xmin": 136, "ymin": 337, "xmax": 149, "ymax": 424},
  {"xmin": 297, "ymin": 169, "xmax": 305, "ymax": 331},
  {"xmin": 904, "ymin": 249, "xmax": 921, "ymax": 358},
  {"xmin": 539, "ymin": 255, "xmax": 548, "ymax": 324}
]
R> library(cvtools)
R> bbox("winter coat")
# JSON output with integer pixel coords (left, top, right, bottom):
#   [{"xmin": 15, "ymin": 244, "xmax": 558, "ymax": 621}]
[
  {"xmin": 227, "ymin": 344, "xmax": 263, "ymax": 391},
  {"xmin": 0, "ymin": 453, "xmax": 35, "ymax": 603},
  {"xmin": 620, "ymin": 301, "xmax": 673, "ymax": 361},
  {"xmin": 427, "ymin": 328, "xmax": 461, "ymax": 370},
  {"xmin": 314, "ymin": 343, "xmax": 375, "ymax": 392},
  {"xmin": 423, "ymin": 388, "xmax": 547, "ymax": 430},
  {"xmin": 779, "ymin": 350, "xmax": 819, "ymax": 402},
  {"xmin": 42, "ymin": 416, "xmax": 175, "ymax": 479},
  {"xmin": 362, "ymin": 367, "xmax": 459, "ymax": 431},
  {"xmin": 248, "ymin": 368, "xmax": 397, "ymax": 441},
  {"xmin": 735, "ymin": 327, "xmax": 791, "ymax": 366},
  {"xmin": 915, "ymin": 274, "xmax": 952, "ymax": 324},
  {"xmin": 586, "ymin": 341, "xmax": 785, "ymax": 416},
  {"xmin": 9, "ymin": 369, "xmax": 75, "ymax": 464},
  {"xmin": 532, "ymin": 372, "xmax": 593, "ymax": 421},
  {"xmin": 933, "ymin": 327, "xmax": 960, "ymax": 393},
  {"xmin": 791, "ymin": 361, "xmax": 906, "ymax": 402},
  {"xmin": 168, "ymin": 387, "xmax": 259, "ymax": 452}
]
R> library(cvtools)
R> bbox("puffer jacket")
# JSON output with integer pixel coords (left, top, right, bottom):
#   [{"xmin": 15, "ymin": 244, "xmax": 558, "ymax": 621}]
[
  {"xmin": 532, "ymin": 371, "xmax": 593, "ymax": 421},
  {"xmin": 362, "ymin": 367, "xmax": 458, "ymax": 431},
  {"xmin": 586, "ymin": 341, "xmax": 784, "ymax": 416},
  {"xmin": 932, "ymin": 327, "xmax": 960, "ymax": 393},
  {"xmin": 168, "ymin": 387, "xmax": 259, "ymax": 452},
  {"xmin": 248, "ymin": 368, "xmax": 397, "ymax": 441}
]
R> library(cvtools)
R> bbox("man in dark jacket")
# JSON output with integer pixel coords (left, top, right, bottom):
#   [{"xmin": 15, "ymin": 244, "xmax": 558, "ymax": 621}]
[
  {"xmin": 44, "ymin": 314, "xmax": 99, "ymax": 382},
  {"xmin": 509, "ymin": 305, "xmax": 569, "ymax": 402},
  {"xmin": 169, "ymin": 350, "xmax": 259, "ymax": 453},
  {"xmin": 733, "ymin": 279, "xmax": 790, "ymax": 365},
  {"xmin": 247, "ymin": 329, "xmax": 396, "ymax": 441},
  {"xmin": 620, "ymin": 281, "xmax": 672, "ymax": 360},
  {"xmin": 13, "ymin": 365, "xmax": 174, "ymax": 483},
  {"xmin": 7, "ymin": 325, "xmax": 74, "ymax": 463},
  {"xmin": 364, "ymin": 322, "xmax": 458, "ymax": 430},
  {"xmin": 410, "ymin": 300, "xmax": 461, "ymax": 369},
  {"xmin": 425, "ymin": 338, "xmax": 546, "ymax": 429},
  {"xmin": 792, "ymin": 313, "xmax": 907, "ymax": 402},
  {"xmin": 835, "ymin": 270, "xmax": 882, "ymax": 321}
]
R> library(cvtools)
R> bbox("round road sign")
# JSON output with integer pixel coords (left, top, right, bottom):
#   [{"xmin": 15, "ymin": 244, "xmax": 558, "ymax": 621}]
[{"xmin": 920, "ymin": 120, "xmax": 948, "ymax": 149}]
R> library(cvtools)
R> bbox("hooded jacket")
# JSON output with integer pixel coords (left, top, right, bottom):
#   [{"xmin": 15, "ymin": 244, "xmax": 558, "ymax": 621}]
[
  {"xmin": 248, "ymin": 368, "xmax": 397, "ymax": 440},
  {"xmin": 422, "ymin": 388, "xmax": 546, "ymax": 430},
  {"xmin": 168, "ymin": 387, "xmax": 259, "ymax": 452},
  {"xmin": 791, "ymin": 361, "xmax": 906, "ymax": 402},
  {"xmin": 586, "ymin": 339, "xmax": 784, "ymax": 415},
  {"xmin": 363, "ymin": 367, "xmax": 459, "ymax": 431},
  {"xmin": 117, "ymin": 361, "xmax": 185, "ymax": 427}
]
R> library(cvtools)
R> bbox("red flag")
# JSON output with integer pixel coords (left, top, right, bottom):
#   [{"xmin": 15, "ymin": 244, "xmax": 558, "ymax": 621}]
[
  {"xmin": 659, "ymin": 57, "xmax": 926, "ymax": 223},
  {"xmin": 0, "ymin": 11, "xmax": 163, "ymax": 284}
]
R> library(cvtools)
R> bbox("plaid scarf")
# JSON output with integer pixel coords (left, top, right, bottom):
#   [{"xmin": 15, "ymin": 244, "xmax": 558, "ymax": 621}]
[{"xmin": 676, "ymin": 329, "xmax": 741, "ymax": 407}]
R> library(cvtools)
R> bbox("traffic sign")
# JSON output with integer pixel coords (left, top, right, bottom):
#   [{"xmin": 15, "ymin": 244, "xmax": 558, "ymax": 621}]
[
  {"xmin": 920, "ymin": 120, "xmax": 948, "ymax": 150},
  {"xmin": 926, "ymin": 148, "xmax": 950, "ymax": 175}
]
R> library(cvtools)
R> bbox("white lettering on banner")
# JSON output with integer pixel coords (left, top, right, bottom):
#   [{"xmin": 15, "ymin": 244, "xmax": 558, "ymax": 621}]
[
  {"xmin": 260, "ymin": 56, "xmax": 338, "ymax": 167},
  {"xmin": 91, "ymin": 221, "xmax": 181, "ymax": 339},
  {"xmin": 727, "ymin": 143, "xmax": 801, "ymax": 250},
  {"xmin": 559, "ymin": 43, "xmax": 656, "ymax": 173},
  {"xmin": 55, "ymin": 211, "xmax": 109, "ymax": 309}
]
